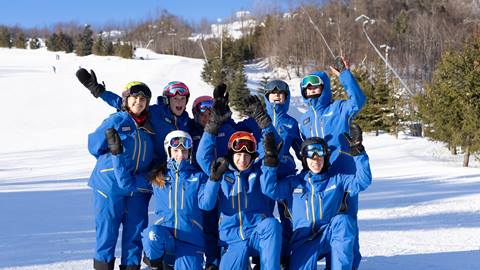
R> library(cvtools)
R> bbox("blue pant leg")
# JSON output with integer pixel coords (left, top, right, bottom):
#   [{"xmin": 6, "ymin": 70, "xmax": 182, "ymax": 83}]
[
  {"xmin": 120, "ymin": 192, "xmax": 151, "ymax": 266},
  {"xmin": 249, "ymin": 217, "xmax": 282, "ymax": 270},
  {"xmin": 327, "ymin": 214, "xmax": 356, "ymax": 270},
  {"xmin": 174, "ymin": 240, "xmax": 204, "ymax": 270},
  {"xmin": 203, "ymin": 207, "xmax": 221, "ymax": 266},
  {"xmin": 93, "ymin": 190, "xmax": 124, "ymax": 263},
  {"xmin": 346, "ymin": 195, "xmax": 361, "ymax": 269},
  {"xmin": 289, "ymin": 239, "xmax": 321, "ymax": 270},
  {"xmin": 219, "ymin": 241, "xmax": 250, "ymax": 270},
  {"xmin": 277, "ymin": 158, "xmax": 296, "ymax": 262},
  {"xmin": 142, "ymin": 225, "xmax": 175, "ymax": 262}
]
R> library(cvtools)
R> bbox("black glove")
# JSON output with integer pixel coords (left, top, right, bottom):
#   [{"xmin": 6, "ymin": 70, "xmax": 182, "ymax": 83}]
[
  {"xmin": 105, "ymin": 128, "xmax": 123, "ymax": 155},
  {"xmin": 344, "ymin": 123, "xmax": 365, "ymax": 156},
  {"xmin": 213, "ymin": 83, "xmax": 229, "ymax": 114},
  {"xmin": 263, "ymin": 132, "xmax": 279, "ymax": 167},
  {"xmin": 243, "ymin": 95, "xmax": 272, "ymax": 129},
  {"xmin": 333, "ymin": 56, "xmax": 348, "ymax": 73},
  {"xmin": 210, "ymin": 157, "xmax": 229, "ymax": 182},
  {"xmin": 76, "ymin": 68, "xmax": 105, "ymax": 98}
]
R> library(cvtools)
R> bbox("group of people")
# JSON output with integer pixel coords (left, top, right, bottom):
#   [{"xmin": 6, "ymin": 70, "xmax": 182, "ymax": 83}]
[{"xmin": 76, "ymin": 56, "xmax": 372, "ymax": 270}]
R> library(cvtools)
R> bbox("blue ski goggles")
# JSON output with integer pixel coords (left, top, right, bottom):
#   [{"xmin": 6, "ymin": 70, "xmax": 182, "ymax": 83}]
[
  {"xmin": 265, "ymin": 80, "xmax": 289, "ymax": 95},
  {"xmin": 196, "ymin": 100, "xmax": 213, "ymax": 113},
  {"xmin": 168, "ymin": 136, "xmax": 193, "ymax": 150},
  {"xmin": 302, "ymin": 143, "xmax": 327, "ymax": 159},
  {"xmin": 300, "ymin": 75, "xmax": 324, "ymax": 90}
]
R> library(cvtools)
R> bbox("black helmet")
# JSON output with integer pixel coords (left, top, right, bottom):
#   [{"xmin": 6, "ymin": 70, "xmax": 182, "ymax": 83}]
[{"xmin": 300, "ymin": 137, "xmax": 330, "ymax": 173}]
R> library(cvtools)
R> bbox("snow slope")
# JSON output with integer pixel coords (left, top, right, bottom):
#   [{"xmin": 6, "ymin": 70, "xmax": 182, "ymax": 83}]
[{"xmin": 0, "ymin": 48, "xmax": 479, "ymax": 269}]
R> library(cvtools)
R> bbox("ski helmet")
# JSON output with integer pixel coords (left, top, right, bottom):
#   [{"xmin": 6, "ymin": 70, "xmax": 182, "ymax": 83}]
[
  {"xmin": 192, "ymin": 96, "xmax": 214, "ymax": 114},
  {"xmin": 264, "ymin": 80, "xmax": 289, "ymax": 99},
  {"xmin": 121, "ymin": 81, "xmax": 152, "ymax": 111},
  {"xmin": 227, "ymin": 131, "xmax": 258, "ymax": 168},
  {"xmin": 162, "ymin": 81, "xmax": 190, "ymax": 104},
  {"xmin": 164, "ymin": 130, "xmax": 193, "ymax": 160},
  {"xmin": 300, "ymin": 137, "xmax": 330, "ymax": 173}
]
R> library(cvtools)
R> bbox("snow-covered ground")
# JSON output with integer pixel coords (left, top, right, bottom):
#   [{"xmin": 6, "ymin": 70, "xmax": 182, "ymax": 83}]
[{"xmin": 0, "ymin": 48, "xmax": 479, "ymax": 270}]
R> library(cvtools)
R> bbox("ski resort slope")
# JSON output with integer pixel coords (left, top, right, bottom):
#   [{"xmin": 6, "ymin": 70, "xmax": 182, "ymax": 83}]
[{"xmin": 0, "ymin": 48, "xmax": 479, "ymax": 270}]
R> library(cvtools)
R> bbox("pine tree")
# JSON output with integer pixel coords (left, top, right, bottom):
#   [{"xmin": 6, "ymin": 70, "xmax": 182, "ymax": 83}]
[
  {"xmin": 115, "ymin": 42, "xmax": 133, "ymax": 58},
  {"xmin": 93, "ymin": 35, "xmax": 105, "ymax": 55},
  {"xmin": 0, "ymin": 27, "xmax": 12, "ymax": 48},
  {"xmin": 13, "ymin": 32, "xmax": 26, "ymax": 49},
  {"xmin": 29, "ymin": 38, "xmax": 40, "ymax": 49},
  {"xmin": 75, "ymin": 25, "xmax": 93, "ymax": 56}
]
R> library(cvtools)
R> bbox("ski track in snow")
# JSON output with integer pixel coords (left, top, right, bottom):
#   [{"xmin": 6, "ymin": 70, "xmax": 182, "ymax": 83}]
[{"xmin": 1, "ymin": 48, "xmax": 479, "ymax": 270}]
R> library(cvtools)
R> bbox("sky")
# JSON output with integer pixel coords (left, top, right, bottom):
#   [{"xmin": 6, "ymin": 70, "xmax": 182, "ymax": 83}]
[{"xmin": 0, "ymin": 0, "xmax": 294, "ymax": 29}]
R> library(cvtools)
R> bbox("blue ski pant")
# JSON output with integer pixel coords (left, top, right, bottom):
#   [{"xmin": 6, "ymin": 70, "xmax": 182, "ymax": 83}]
[
  {"xmin": 142, "ymin": 225, "xmax": 204, "ymax": 270},
  {"xmin": 93, "ymin": 190, "xmax": 150, "ymax": 266},
  {"xmin": 219, "ymin": 217, "xmax": 282, "ymax": 270},
  {"xmin": 290, "ymin": 214, "xmax": 357, "ymax": 270}
]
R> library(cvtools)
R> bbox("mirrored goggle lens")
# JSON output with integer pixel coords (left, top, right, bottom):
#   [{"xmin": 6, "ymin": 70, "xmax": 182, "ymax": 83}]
[
  {"xmin": 301, "ymin": 75, "xmax": 323, "ymax": 89},
  {"xmin": 165, "ymin": 85, "xmax": 189, "ymax": 97},
  {"xmin": 232, "ymin": 139, "xmax": 256, "ymax": 153},
  {"xmin": 197, "ymin": 100, "xmax": 213, "ymax": 112},
  {"xmin": 169, "ymin": 137, "xmax": 193, "ymax": 149},
  {"xmin": 265, "ymin": 81, "xmax": 289, "ymax": 93},
  {"xmin": 303, "ymin": 144, "xmax": 326, "ymax": 158}
]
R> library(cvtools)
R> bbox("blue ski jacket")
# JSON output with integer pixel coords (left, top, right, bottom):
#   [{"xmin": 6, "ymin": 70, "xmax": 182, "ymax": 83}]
[
  {"xmin": 150, "ymin": 159, "xmax": 210, "ymax": 248},
  {"xmin": 264, "ymin": 86, "xmax": 303, "ymax": 172},
  {"xmin": 196, "ymin": 131, "xmax": 277, "ymax": 245},
  {"xmin": 88, "ymin": 111, "xmax": 154, "ymax": 196},
  {"xmin": 262, "ymin": 152, "xmax": 372, "ymax": 250},
  {"xmin": 100, "ymin": 92, "xmax": 193, "ymax": 164},
  {"xmin": 299, "ymin": 70, "xmax": 366, "ymax": 173}
]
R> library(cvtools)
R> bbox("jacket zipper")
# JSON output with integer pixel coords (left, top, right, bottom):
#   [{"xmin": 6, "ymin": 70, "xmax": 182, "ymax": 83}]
[{"xmin": 237, "ymin": 175, "xmax": 245, "ymax": 240}]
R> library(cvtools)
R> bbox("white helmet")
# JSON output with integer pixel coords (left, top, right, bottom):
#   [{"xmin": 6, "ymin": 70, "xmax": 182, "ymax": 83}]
[{"xmin": 164, "ymin": 130, "xmax": 193, "ymax": 159}]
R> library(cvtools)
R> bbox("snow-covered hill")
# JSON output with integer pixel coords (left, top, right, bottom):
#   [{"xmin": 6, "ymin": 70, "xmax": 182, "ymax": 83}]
[{"xmin": 0, "ymin": 48, "xmax": 479, "ymax": 270}]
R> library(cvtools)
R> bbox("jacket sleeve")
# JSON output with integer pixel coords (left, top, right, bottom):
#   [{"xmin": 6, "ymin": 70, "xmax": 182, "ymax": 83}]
[
  {"xmin": 99, "ymin": 90, "xmax": 123, "ymax": 111},
  {"xmin": 260, "ymin": 163, "xmax": 295, "ymax": 200},
  {"xmin": 291, "ymin": 121, "xmax": 303, "ymax": 160},
  {"xmin": 196, "ymin": 131, "xmax": 217, "ymax": 175},
  {"xmin": 339, "ymin": 70, "xmax": 366, "ymax": 119},
  {"xmin": 198, "ymin": 178, "xmax": 221, "ymax": 211},
  {"xmin": 88, "ymin": 117, "xmax": 114, "ymax": 158},
  {"xmin": 341, "ymin": 152, "xmax": 372, "ymax": 196}
]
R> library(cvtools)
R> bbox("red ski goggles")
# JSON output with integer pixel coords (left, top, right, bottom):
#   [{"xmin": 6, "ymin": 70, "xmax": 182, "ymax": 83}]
[{"xmin": 164, "ymin": 83, "xmax": 190, "ymax": 97}]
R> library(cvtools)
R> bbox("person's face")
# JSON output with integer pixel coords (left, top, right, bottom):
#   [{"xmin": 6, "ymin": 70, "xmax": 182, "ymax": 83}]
[
  {"xmin": 171, "ymin": 146, "xmax": 189, "ymax": 162},
  {"xmin": 169, "ymin": 95, "xmax": 187, "ymax": 116},
  {"xmin": 307, "ymin": 155, "xmax": 325, "ymax": 174},
  {"xmin": 198, "ymin": 110, "xmax": 211, "ymax": 128},
  {"xmin": 233, "ymin": 152, "xmax": 252, "ymax": 171},
  {"xmin": 306, "ymin": 85, "xmax": 323, "ymax": 97},
  {"xmin": 127, "ymin": 95, "xmax": 147, "ymax": 116},
  {"xmin": 268, "ymin": 92, "xmax": 286, "ymax": 104}
]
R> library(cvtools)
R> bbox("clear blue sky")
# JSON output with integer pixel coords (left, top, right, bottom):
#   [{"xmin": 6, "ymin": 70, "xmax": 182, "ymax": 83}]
[{"xmin": 0, "ymin": 0, "xmax": 293, "ymax": 29}]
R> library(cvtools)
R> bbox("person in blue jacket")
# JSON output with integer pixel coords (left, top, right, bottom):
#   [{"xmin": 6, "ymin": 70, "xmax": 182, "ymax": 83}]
[
  {"xmin": 299, "ymin": 57, "xmax": 366, "ymax": 269},
  {"xmin": 87, "ymin": 82, "xmax": 154, "ymax": 270},
  {"xmin": 262, "ymin": 124, "xmax": 372, "ymax": 270},
  {"xmin": 76, "ymin": 69, "xmax": 193, "ymax": 164},
  {"xmin": 142, "ymin": 130, "xmax": 210, "ymax": 270},
  {"xmin": 196, "ymin": 100, "xmax": 282, "ymax": 270}
]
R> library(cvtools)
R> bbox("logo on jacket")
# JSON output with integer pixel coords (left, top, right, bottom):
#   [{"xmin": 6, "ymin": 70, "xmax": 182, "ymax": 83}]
[
  {"xmin": 187, "ymin": 177, "xmax": 198, "ymax": 182},
  {"xmin": 218, "ymin": 132, "xmax": 225, "ymax": 137},
  {"xmin": 322, "ymin": 111, "xmax": 333, "ymax": 117},
  {"xmin": 224, "ymin": 175, "xmax": 234, "ymax": 184},
  {"xmin": 121, "ymin": 126, "xmax": 131, "ymax": 132},
  {"xmin": 325, "ymin": 184, "xmax": 337, "ymax": 192},
  {"xmin": 303, "ymin": 117, "xmax": 310, "ymax": 125},
  {"xmin": 164, "ymin": 117, "xmax": 172, "ymax": 124},
  {"xmin": 248, "ymin": 173, "xmax": 257, "ymax": 181}
]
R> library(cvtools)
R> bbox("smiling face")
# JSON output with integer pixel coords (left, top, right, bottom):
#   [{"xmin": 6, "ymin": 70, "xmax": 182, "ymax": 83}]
[
  {"xmin": 197, "ymin": 110, "xmax": 211, "ymax": 128},
  {"xmin": 170, "ymin": 146, "xmax": 189, "ymax": 162},
  {"xmin": 233, "ymin": 152, "xmax": 252, "ymax": 171},
  {"xmin": 127, "ymin": 95, "xmax": 147, "ymax": 116},
  {"xmin": 268, "ymin": 92, "xmax": 286, "ymax": 104},
  {"xmin": 169, "ymin": 95, "xmax": 187, "ymax": 116},
  {"xmin": 307, "ymin": 155, "xmax": 325, "ymax": 174}
]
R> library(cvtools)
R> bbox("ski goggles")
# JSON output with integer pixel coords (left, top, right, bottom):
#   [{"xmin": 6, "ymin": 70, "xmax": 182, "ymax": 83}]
[
  {"xmin": 302, "ymin": 143, "xmax": 327, "ymax": 159},
  {"xmin": 123, "ymin": 82, "xmax": 152, "ymax": 99},
  {"xmin": 300, "ymin": 75, "xmax": 324, "ymax": 90},
  {"xmin": 265, "ymin": 80, "xmax": 289, "ymax": 95},
  {"xmin": 168, "ymin": 136, "xmax": 193, "ymax": 150},
  {"xmin": 164, "ymin": 83, "xmax": 190, "ymax": 97},
  {"xmin": 232, "ymin": 138, "xmax": 256, "ymax": 153},
  {"xmin": 196, "ymin": 100, "xmax": 213, "ymax": 113}
]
